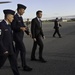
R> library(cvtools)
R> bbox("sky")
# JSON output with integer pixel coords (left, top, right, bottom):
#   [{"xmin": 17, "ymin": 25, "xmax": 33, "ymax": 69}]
[{"xmin": 0, "ymin": 0, "xmax": 75, "ymax": 20}]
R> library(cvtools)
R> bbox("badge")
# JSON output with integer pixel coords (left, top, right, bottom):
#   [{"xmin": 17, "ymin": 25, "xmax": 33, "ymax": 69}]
[{"xmin": 0, "ymin": 29, "xmax": 2, "ymax": 35}]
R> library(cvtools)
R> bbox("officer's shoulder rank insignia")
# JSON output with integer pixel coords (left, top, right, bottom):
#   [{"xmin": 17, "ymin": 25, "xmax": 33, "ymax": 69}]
[{"xmin": 0, "ymin": 29, "xmax": 2, "ymax": 35}]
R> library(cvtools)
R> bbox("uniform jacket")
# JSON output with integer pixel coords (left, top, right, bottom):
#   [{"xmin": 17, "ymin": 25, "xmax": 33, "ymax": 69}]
[
  {"xmin": 0, "ymin": 20, "xmax": 14, "ymax": 55},
  {"xmin": 11, "ymin": 14, "xmax": 29, "ymax": 42}
]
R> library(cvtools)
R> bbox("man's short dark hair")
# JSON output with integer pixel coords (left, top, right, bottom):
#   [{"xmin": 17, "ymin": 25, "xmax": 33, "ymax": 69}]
[
  {"xmin": 36, "ymin": 10, "xmax": 42, "ymax": 15},
  {"xmin": 56, "ymin": 17, "xmax": 58, "ymax": 19}
]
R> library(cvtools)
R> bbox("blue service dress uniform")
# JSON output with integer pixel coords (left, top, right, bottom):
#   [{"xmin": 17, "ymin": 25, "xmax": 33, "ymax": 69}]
[
  {"xmin": 0, "ymin": 20, "xmax": 20, "ymax": 75},
  {"xmin": 11, "ymin": 14, "xmax": 29, "ymax": 67}
]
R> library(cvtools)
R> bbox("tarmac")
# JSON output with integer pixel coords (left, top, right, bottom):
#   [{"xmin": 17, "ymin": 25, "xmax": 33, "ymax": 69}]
[{"xmin": 0, "ymin": 21, "xmax": 75, "ymax": 75}]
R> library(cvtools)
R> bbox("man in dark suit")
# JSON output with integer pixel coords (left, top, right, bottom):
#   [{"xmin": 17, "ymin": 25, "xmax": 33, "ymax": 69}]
[
  {"xmin": 31, "ymin": 10, "xmax": 47, "ymax": 63},
  {"xmin": 53, "ymin": 17, "xmax": 62, "ymax": 38},
  {"xmin": 11, "ymin": 4, "xmax": 32, "ymax": 71},
  {"xmin": 0, "ymin": 9, "xmax": 20, "ymax": 75}
]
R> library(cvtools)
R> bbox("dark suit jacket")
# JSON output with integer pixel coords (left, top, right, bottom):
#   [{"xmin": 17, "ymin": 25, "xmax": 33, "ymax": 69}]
[
  {"xmin": 54, "ymin": 20, "xmax": 61, "ymax": 29},
  {"xmin": 54, "ymin": 20, "xmax": 59, "ymax": 29},
  {"xmin": 11, "ymin": 14, "xmax": 29, "ymax": 42},
  {"xmin": 31, "ymin": 17, "xmax": 44, "ymax": 38},
  {"xmin": 0, "ymin": 20, "xmax": 14, "ymax": 55}
]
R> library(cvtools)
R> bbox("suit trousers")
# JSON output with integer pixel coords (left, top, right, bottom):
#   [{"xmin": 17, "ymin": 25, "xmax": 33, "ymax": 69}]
[
  {"xmin": 53, "ymin": 28, "xmax": 61, "ymax": 37},
  {"xmin": 31, "ymin": 36, "xmax": 44, "ymax": 59}
]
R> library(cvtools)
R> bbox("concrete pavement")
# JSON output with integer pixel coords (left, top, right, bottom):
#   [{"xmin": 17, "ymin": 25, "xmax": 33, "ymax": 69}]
[{"xmin": 0, "ymin": 22, "xmax": 75, "ymax": 75}]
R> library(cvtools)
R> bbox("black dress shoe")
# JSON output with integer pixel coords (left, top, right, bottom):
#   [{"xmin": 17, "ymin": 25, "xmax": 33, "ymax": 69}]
[
  {"xmin": 39, "ymin": 58, "xmax": 47, "ymax": 63},
  {"xmin": 31, "ymin": 58, "xmax": 39, "ymax": 61},
  {"xmin": 23, "ymin": 66, "xmax": 32, "ymax": 71}
]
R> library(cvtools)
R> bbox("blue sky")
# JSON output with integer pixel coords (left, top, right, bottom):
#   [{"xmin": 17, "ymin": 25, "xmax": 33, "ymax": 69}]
[{"xmin": 0, "ymin": 0, "xmax": 75, "ymax": 19}]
